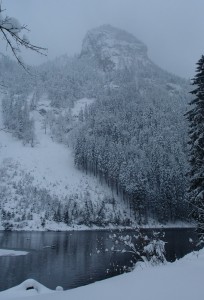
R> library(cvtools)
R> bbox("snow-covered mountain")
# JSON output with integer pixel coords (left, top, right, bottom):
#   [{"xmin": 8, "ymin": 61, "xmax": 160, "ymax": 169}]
[
  {"xmin": 76, "ymin": 25, "xmax": 191, "ymax": 225},
  {"xmin": 80, "ymin": 24, "xmax": 149, "ymax": 72},
  {"xmin": 0, "ymin": 25, "xmax": 191, "ymax": 230},
  {"xmin": 80, "ymin": 24, "xmax": 187, "ymax": 94}
]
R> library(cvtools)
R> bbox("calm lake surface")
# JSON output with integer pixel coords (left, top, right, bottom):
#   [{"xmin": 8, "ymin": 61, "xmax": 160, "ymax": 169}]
[{"xmin": 0, "ymin": 228, "xmax": 197, "ymax": 291}]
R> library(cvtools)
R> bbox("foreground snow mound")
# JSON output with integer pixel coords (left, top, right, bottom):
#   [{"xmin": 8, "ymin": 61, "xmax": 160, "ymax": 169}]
[
  {"xmin": 1, "ymin": 248, "xmax": 204, "ymax": 300},
  {"xmin": 0, "ymin": 279, "xmax": 54, "ymax": 299}
]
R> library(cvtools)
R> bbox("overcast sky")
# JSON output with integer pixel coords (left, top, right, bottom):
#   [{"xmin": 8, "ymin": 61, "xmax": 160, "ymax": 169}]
[{"xmin": 3, "ymin": 0, "xmax": 204, "ymax": 78}]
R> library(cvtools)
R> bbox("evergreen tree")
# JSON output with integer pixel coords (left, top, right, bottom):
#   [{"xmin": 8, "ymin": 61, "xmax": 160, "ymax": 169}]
[
  {"xmin": 2, "ymin": 94, "xmax": 35, "ymax": 146},
  {"xmin": 186, "ymin": 55, "xmax": 204, "ymax": 239}
]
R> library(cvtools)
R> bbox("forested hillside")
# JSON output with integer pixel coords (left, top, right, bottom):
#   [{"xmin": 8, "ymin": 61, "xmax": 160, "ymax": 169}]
[
  {"xmin": 0, "ymin": 25, "xmax": 191, "ymax": 229},
  {"xmin": 74, "ymin": 25, "xmax": 191, "ymax": 224}
]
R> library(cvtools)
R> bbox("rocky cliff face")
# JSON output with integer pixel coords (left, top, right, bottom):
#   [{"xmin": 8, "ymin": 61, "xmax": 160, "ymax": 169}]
[{"xmin": 80, "ymin": 24, "xmax": 150, "ymax": 72}]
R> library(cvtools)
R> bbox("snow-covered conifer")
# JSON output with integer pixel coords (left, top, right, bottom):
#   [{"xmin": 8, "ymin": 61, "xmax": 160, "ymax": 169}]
[{"xmin": 186, "ymin": 55, "xmax": 204, "ymax": 240}]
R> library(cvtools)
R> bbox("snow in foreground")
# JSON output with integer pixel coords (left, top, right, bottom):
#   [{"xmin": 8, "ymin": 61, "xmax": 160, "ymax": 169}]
[{"xmin": 1, "ymin": 248, "xmax": 203, "ymax": 300}]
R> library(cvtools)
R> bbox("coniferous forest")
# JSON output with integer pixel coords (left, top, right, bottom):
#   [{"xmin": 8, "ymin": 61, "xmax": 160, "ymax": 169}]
[{"xmin": 0, "ymin": 25, "xmax": 193, "ymax": 228}]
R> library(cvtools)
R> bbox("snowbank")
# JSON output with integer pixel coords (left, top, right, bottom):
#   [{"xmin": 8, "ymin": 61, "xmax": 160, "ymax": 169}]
[
  {"xmin": 1, "ymin": 248, "xmax": 203, "ymax": 300},
  {"xmin": 0, "ymin": 279, "xmax": 53, "ymax": 299}
]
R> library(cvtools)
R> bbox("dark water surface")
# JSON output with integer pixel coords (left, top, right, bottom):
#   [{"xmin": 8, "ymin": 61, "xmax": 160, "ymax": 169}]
[{"xmin": 0, "ymin": 228, "xmax": 197, "ymax": 291}]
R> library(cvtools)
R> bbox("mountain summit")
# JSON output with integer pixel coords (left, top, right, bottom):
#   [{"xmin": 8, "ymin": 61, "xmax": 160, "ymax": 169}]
[{"xmin": 80, "ymin": 24, "xmax": 149, "ymax": 71}]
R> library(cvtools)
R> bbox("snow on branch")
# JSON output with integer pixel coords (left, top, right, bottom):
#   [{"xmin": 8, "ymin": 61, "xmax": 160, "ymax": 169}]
[
  {"xmin": 109, "ymin": 229, "xmax": 167, "ymax": 268},
  {"xmin": 0, "ymin": 3, "xmax": 47, "ymax": 70}
]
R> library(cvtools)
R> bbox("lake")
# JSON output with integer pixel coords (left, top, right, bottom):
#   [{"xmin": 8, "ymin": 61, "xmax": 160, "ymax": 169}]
[{"xmin": 0, "ymin": 228, "xmax": 197, "ymax": 291}]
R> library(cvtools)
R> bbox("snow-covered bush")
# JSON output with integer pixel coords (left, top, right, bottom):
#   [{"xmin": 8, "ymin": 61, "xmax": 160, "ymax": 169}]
[
  {"xmin": 143, "ymin": 232, "xmax": 166, "ymax": 265},
  {"xmin": 109, "ymin": 229, "xmax": 166, "ymax": 268}
]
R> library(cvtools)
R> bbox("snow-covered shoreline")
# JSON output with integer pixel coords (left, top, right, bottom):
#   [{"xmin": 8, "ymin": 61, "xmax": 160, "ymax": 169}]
[
  {"xmin": 1, "ymin": 248, "xmax": 203, "ymax": 300},
  {"xmin": 0, "ymin": 221, "xmax": 195, "ymax": 232}
]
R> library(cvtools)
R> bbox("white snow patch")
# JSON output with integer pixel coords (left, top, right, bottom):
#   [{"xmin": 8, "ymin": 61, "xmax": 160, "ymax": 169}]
[
  {"xmin": 0, "ymin": 249, "xmax": 28, "ymax": 256},
  {"xmin": 72, "ymin": 97, "xmax": 95, "ymax": 117}
]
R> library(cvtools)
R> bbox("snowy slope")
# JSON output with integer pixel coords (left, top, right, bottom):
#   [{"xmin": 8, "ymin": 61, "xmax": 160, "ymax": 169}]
[
  {"xmin": 0, "ymin": 96, "xmax": 99, "ymax": 197},
  {"xmin": 0, "ymin": 95, "xmax": 129, "ymax": 230}
]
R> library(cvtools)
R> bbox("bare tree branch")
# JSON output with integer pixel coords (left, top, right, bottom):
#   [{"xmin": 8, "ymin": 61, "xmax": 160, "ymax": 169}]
[{"xmin": 0, "ymin": 3, "xmax": 47, "ymax": 70}]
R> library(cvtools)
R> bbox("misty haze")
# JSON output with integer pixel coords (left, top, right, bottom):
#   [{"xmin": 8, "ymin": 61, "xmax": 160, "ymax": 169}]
[{"xmin": 0, "ymin": 1, "xmax": 204, "ymax": 300}]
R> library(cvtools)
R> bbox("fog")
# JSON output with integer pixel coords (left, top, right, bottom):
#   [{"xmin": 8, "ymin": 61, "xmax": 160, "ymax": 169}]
[{"xmin": 3, "ymin": 0, "xmax": 204, "ymax": 78}]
